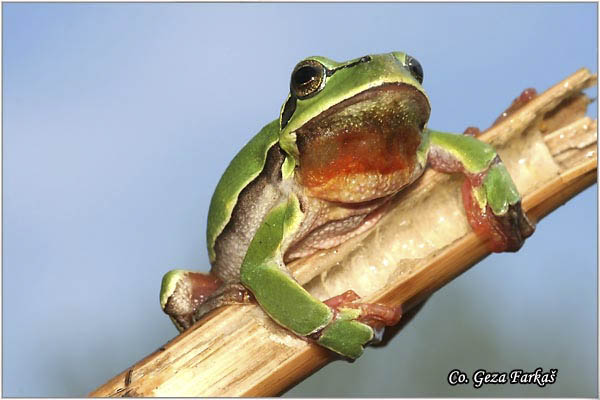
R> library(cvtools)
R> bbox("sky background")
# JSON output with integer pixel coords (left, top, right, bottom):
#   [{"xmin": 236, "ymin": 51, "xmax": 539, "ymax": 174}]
[{"xmin": 3, "ymin": 3, "xmax": 597, "ymax": 397}]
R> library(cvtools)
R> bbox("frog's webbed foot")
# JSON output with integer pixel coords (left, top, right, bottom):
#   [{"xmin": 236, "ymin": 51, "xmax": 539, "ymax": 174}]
[
  {"xmin": 320, "ymin": 290, "xmax": 402, "ymax": 346},
  {"xmin": 324, "ymin": 290, "xmax": 402, "ymax": 326},
  {"xmin": 160, "ymin": 270, "xmax": 251, "ymax": 332}
]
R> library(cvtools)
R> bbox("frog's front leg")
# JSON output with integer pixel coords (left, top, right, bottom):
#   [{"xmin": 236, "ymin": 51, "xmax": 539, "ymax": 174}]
[
  {"xmin": 427, "ymin": 130, "xmax": 535, "ymax": 252},
  {"xmin": 242, "ymin": 194, "xmax": 401, "ymax": 359}
]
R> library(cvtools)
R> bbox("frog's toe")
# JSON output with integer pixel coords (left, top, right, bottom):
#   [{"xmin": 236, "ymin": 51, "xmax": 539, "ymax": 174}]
[
  {"xmin": 355, "ymin": 303, "xmax": 403, "ymax": 327},
  {"xmin": 463, "ymin": 126, "xmax": 483, "ymax": 137},
  {"xmin": 496, "ymin": 200, "xmax": 535, "ymax": 251},
  {"xmin": 462, "ymin": 181, "xmax": 535, "ymax": 253},
  {"xmin": 325, "ymin": 290, "xmax": 403, "ymax": 328},
  {"xmin": 194, "ymin": 283, "xmax": 252, "ymax": 321},
  {"xmin": 323, "ymin": 290, "xmax": 361, "ymax": 308},
  {"xmin": 488, "ymin": 201, "xmax": 535, "ymax": 252},
  {"xmin": 315, "ymin": 299, "xmax": 402, "ymax": 359}
]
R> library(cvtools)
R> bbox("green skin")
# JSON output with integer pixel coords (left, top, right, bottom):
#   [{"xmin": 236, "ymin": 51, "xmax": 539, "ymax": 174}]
[{"xmin": 160, "ymin": 52, "xmax": 533, "ymax": 359}]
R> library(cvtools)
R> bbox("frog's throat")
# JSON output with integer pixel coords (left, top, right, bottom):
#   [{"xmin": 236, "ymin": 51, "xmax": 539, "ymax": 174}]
[
  {"xmin": 279, "ymin": 82, "xmax": 430, "ymax": 165},
  {"xmin": 289, "ymin": 83, "xmax": 431, "ymax": 203}
]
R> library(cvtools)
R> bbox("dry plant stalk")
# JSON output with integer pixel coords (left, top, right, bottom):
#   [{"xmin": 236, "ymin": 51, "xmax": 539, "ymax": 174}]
[{"xmin": 90, "ymin": 69, "xmax": 597, "ymax": 398}]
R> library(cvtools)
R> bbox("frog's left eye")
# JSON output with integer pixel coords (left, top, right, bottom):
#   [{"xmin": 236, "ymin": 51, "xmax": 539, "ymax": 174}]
[
  {"xmin": 290, "ymin": 60, "xmax": 327, "ymax": 99},
  {"xmin": 405, "ymin": 55, "xmax": 424, "ymax": 84}
]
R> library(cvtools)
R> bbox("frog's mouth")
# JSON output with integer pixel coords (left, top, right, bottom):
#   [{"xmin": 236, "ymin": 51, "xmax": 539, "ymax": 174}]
[{"xmin": 295, "ymin": 82, "xmax": 431, "ymax": 203}]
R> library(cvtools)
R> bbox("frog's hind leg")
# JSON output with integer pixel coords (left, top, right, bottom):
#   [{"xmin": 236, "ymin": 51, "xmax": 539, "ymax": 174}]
[
  {"xmin": 193, "ymin": 282, "xmax": 252, "ymax": 323},
  {"xmin": 160, "ymin": 270, "xmax": 250, "ymax": 332}
]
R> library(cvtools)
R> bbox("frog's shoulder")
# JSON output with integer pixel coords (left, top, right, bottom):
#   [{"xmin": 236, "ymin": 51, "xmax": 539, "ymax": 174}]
[{"xmin": 206, "ymin": 119, "xmax": 280, "ymax": 262}]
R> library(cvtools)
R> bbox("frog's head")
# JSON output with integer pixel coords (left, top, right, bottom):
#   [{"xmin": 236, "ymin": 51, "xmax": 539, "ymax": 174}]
[{"xmin": 279, "ymin": 52, "xmax": 431, "ymax": 203}]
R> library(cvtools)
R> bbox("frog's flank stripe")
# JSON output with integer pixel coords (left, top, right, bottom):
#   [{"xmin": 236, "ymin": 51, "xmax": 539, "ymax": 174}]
[
  {"xmin": 206, "ymin": 119, "xmax": 280, "ymax": 263},
  {"xmin": 325, "ymin": 55, "xmax": 372, "ymax": 77}
]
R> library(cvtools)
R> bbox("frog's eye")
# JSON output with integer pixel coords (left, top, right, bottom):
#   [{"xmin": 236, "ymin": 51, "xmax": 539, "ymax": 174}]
[
  {"xmin": 290, "ymin": 59, "xmax": 326, "ymax": 99},
  {"xmin": 405, "ymin": 55, "xmax": 424, "ymax": 85}
]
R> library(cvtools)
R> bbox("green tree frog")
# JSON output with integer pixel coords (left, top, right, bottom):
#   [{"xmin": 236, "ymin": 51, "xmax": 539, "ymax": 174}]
[{"xmin": 160, "ymin": 52, "xmax": 534, "ymax": 359}]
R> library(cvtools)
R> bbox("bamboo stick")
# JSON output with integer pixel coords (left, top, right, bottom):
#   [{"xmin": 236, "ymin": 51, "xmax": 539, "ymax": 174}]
[{"xmin": 90, "ymin": 69, "xmax": 597, "ymax": 397}]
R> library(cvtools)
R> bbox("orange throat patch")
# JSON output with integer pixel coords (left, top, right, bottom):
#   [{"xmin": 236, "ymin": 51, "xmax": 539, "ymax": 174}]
[{"xmin": 295, "ymin": 83, "xmax": 430, "ymax": 203}]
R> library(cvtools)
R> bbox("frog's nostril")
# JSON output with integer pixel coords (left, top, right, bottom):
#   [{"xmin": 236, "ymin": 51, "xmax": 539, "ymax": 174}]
[{"xmin": 390, "ymin": 51, "xmax": 405, "ymax": 64}]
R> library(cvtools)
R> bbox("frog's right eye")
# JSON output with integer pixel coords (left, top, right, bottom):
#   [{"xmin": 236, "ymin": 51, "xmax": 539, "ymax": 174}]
[
  {"xmin": 405, "ymin": 55, "xmax": 424, "ymax": 85},
  {"xmin": 290, "ymin": 59, "xmax": 326, "ymax": 99}
]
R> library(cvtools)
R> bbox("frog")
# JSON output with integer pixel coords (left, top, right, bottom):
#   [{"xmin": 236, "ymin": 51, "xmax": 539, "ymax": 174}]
[{"xmin": 159, "ymin": 52, "xmax": 535, "ymax": 359}]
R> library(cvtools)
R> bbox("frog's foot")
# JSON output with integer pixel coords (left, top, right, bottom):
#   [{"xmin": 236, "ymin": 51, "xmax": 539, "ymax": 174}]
[
  {"xmin": 462, "ymin": 163, "xmax": 535, "ymax": 252},
  {"xmin": 492, "ymin": 88, "xmax": 537, "ymax": 126},
  {"xmin": 160, "ymin": 270, "xmax": 251, "ymax": 332},
  {"xmin": 194, "ymin": 283, "xmax": 252, "ymax": 322},
  {"xmin": 463, "ymin": 126, "xmax": 483, "ymax": 137},
  {"xmin": 309, "ymin": 290, "xmax": 401, "ymax": 358},
  {"xmin": 324, "ymin": 290, "xmax": 402, "ymax": 341},
  {"xmin": 463, "ymin": 88, "xmax": 538, "ymax": 139}
]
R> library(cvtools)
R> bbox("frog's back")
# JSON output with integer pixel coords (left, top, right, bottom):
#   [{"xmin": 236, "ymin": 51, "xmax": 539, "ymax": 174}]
[{"xmin": 206, "ymin": 119, "xmax": 281, "ymax": 265}]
